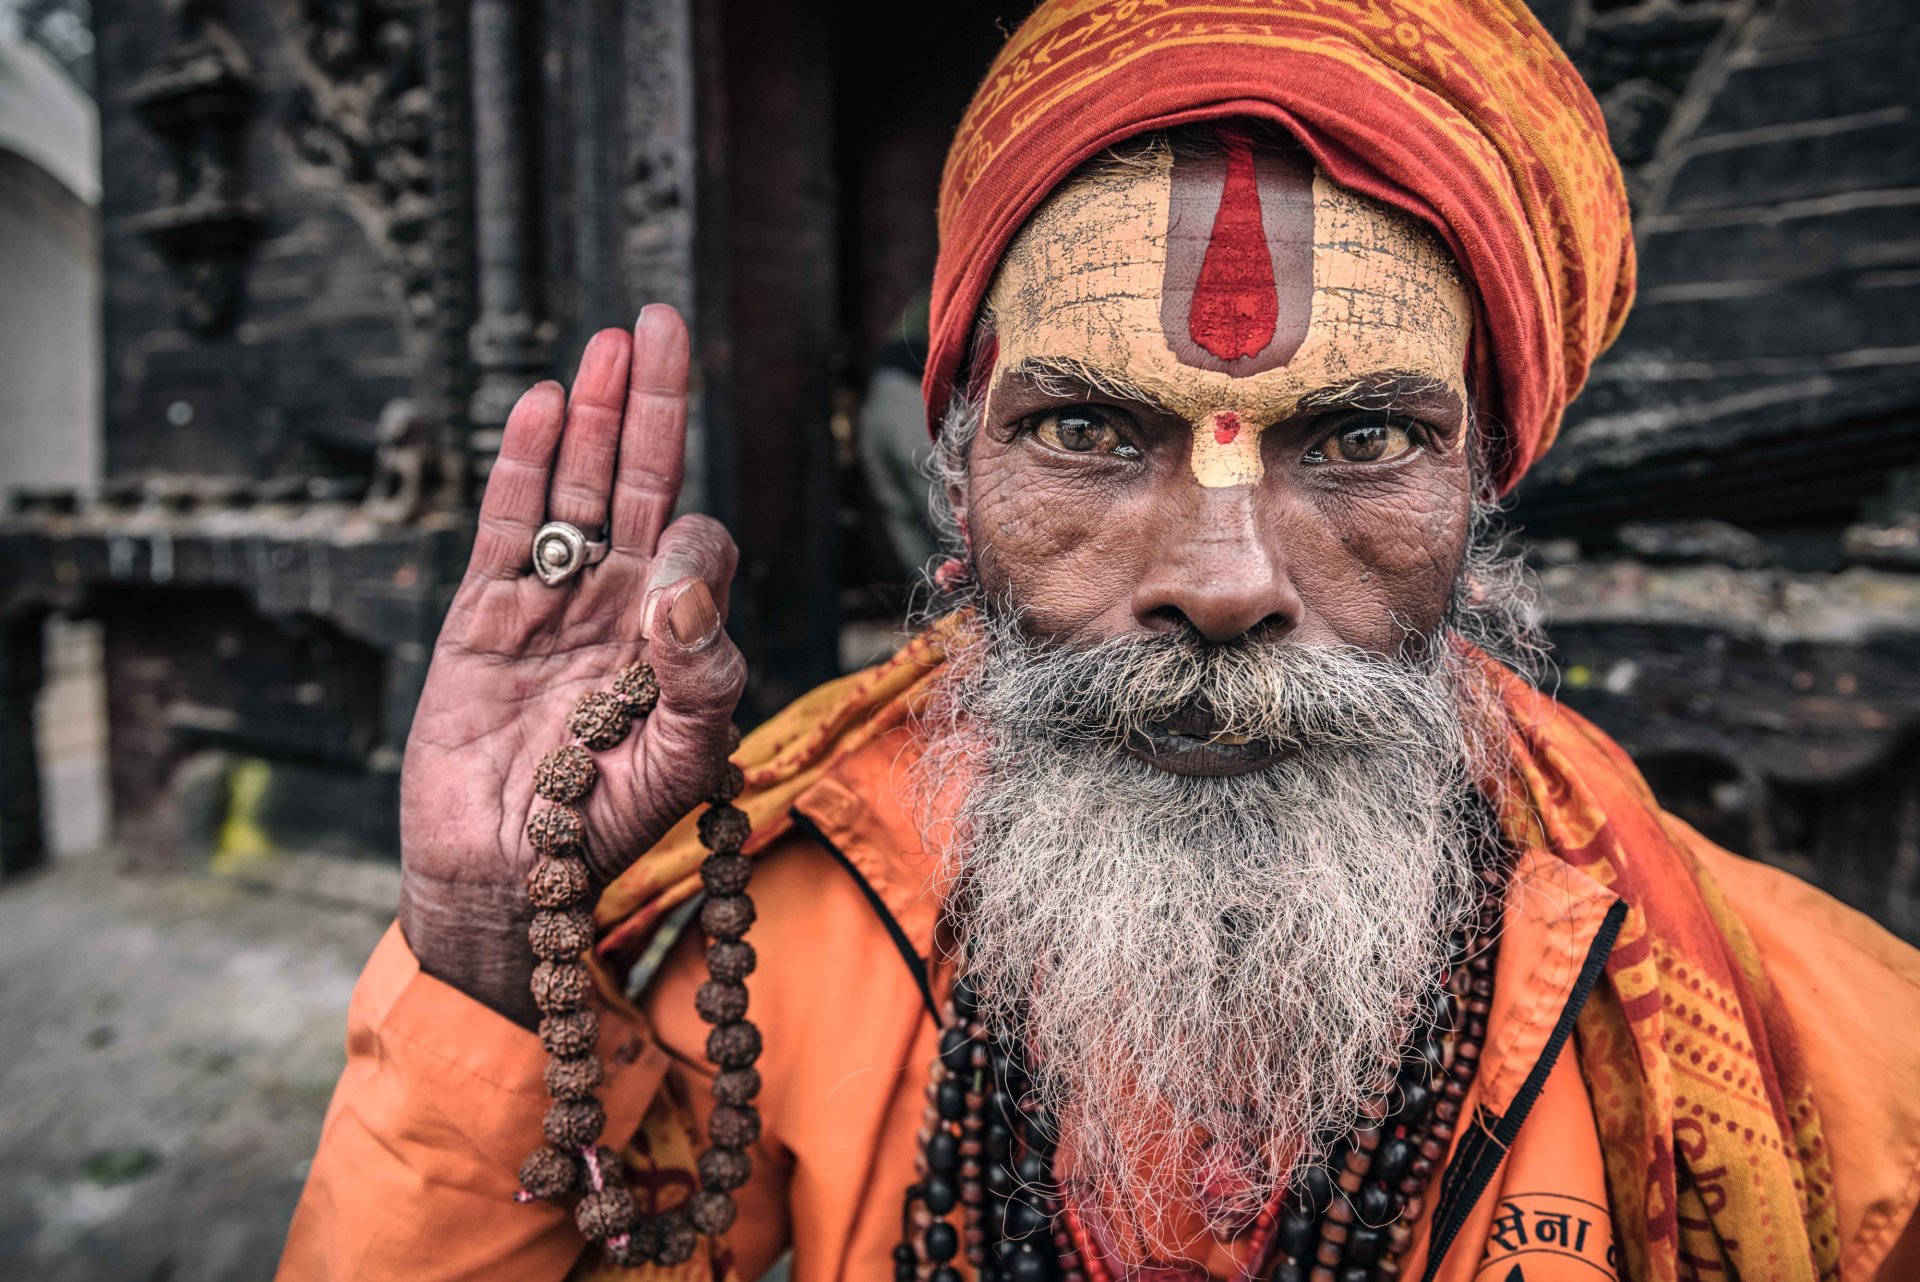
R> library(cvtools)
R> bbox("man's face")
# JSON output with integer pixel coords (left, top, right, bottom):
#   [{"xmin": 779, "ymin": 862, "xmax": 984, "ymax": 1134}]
[{"xmin": 957, "ymin": 132, "xmax": 1476, "ymax": 767}]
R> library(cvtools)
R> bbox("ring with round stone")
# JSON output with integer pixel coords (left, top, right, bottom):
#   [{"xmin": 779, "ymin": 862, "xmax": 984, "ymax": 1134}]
[{"xmin": 530, "ymin": 521, "xmax": 611, "ymax": 586}]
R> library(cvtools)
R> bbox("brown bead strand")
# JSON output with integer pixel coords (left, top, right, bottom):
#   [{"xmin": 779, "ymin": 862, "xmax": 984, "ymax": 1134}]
[
  {"xmin": 514, "ymin": 665, "xmax": 757, "ymax": 1268},
  {"xmin": 1270, "ymin": 907, "xmax": 1502, "ymax": 1282},
  {"xmin": 959, "ymin": 1035, "xmax": 991, "ymax": 1271},
  {"xmin": 897, "ymin": 982, "xmax": 990, "ymax": 1282},
  {"xmin": 515, "ymin": 683, "xmax": 638, "ymax": 1256},
  {"xmin": 691, "ymin": 727, "xmax": 759, "ymax": 1240}
]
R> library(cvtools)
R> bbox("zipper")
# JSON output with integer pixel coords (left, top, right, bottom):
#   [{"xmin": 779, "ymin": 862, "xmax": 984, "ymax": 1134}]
[{"xmin": 1421, "ymin": 898, "xmax": 1626, "ymax": 1281}]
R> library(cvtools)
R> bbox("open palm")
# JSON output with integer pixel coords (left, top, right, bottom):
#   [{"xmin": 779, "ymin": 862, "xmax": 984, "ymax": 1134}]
[{"xmin": 397, "ymin": 306, "xmax": 746, "ymax": 1021}]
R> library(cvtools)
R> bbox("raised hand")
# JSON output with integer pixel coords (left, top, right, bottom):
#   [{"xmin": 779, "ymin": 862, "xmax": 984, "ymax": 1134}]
[{"xmin": 396, "ymin": 306, "xmax": 747, "ymax": 1025}]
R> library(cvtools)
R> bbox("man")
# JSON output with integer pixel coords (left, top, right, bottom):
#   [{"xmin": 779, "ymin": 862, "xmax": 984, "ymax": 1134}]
[{"xmin": 279, "ymin": 3, "xmax": 1920, "ymax": 1281}]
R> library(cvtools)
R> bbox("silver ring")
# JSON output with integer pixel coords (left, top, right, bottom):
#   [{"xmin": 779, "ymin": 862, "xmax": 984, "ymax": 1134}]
[{"xmin": 531, "ymin": 521, "xmax": 610, "ymax": 586}]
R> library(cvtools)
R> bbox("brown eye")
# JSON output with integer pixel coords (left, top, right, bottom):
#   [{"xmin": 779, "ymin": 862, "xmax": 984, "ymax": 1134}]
[
  {"xmin": 1312, "ymin": 418, "xmax": 1415, "ymax": 464},
  {"xmin": 1032, "ymin": 409, "xmax": 1133, "ymax": 457}
]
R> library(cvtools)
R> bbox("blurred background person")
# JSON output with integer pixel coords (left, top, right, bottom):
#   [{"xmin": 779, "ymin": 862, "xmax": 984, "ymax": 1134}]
[{"xmin": 858, "ymin": 289, "xmax": 935, "ymax": 579}]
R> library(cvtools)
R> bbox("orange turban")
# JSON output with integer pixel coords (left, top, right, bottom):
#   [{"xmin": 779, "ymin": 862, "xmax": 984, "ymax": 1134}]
[{"xmin": 923, "ymin": 0, "xmax": 1637, "ymax": 494}]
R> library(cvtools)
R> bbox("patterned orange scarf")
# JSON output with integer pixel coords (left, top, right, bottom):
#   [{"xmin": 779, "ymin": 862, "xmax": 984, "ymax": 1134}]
[{"xmin": 591, "ymin": 633, "xmax": 1837, "ymax": 1281}]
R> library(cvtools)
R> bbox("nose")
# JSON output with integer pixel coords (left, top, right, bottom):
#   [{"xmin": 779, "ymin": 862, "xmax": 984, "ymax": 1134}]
[{"xmin": 1130, "ymin": 486, "xmax": 1303, "ymax": 643}]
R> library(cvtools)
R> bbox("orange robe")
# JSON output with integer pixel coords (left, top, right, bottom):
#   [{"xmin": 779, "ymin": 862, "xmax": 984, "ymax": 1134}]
[{"xmin": 278, "ymin": 650, "xmax": 1920, "ymax": 1282}]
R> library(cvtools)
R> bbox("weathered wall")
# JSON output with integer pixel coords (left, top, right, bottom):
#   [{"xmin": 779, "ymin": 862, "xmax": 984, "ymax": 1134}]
[
  {"xmin": 1521, "ymin": 0, "xmax": 1920, "ymax": 532},
  {"xmin": 93, "ymin": 0, "xmax": 435, "ymax": 485},
  {"xmin": 3, "ymin": 0, "xmax": 463, "ymax": 871},
  {"xmin": 1517, "ymin": 0, "xmax": 1920, "ymax": 937}
]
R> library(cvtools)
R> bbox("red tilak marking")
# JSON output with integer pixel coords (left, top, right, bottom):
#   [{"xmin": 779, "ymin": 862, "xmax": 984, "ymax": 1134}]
[
  {"xmin": 1160, "ymin": 132, "xmax": 1314, "ymax": 375},
  {"xmin": 1212, "ymin": 411, "xmax": 1242, "ymax": 445},
  {"xmin": 1188, "ymin": 137, "xmax": 1278, "ymax": 361}
]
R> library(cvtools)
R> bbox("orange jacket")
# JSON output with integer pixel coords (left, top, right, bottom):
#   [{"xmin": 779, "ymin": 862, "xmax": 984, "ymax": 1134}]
[{"xmin": 279, "ymin": 723, "xmax": 1920, "ymax": 1282}]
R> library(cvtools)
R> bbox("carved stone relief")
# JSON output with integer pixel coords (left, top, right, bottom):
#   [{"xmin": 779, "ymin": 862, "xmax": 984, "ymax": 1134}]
[
  {"xmin": 127, "ymin": 0, "xmax": 262, "ymax": 331},
  {"xmin": 286, "ymin": 0, "xmax": 436, "ymax": 350}
]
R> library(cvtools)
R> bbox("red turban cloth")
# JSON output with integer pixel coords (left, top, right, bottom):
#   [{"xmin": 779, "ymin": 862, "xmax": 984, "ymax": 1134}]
[{"xmin": 923, "ymin": 0, "xmax": 1637, "ymax": 494}]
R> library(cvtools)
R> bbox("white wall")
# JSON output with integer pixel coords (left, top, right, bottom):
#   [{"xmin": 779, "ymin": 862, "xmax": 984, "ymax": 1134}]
[{"xmin": 0, "ymin": 27, "xmax": 98, "ymax": 492}]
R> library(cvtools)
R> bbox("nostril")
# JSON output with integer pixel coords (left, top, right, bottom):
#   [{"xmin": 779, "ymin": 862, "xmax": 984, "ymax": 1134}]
[
  {"xmin": 1137, "ymin": 605, "xmax": 1295, "ymax": 646},
  {"xmin": 1135, "ymin": 604, "xmax": 1297, "ymax": 644},
  {"xmin": 1244, "ymin": 613, "xmax": 1295, "ymax": 645},
  {"xmin": 1140, "ymin": 605, "xmax": 1195, "ymax": 636}
]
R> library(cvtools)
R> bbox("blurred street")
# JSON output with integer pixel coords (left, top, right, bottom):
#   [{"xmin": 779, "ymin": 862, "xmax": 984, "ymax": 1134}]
[{"xmin": 0, "ymin": 849, "xmax": 389, "ymax": 1281}]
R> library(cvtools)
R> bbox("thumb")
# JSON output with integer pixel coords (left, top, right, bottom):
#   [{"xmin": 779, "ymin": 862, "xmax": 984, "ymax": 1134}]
[{"xmin": 641, "ymin": 575, "xmax": 746, "ymax": 795}]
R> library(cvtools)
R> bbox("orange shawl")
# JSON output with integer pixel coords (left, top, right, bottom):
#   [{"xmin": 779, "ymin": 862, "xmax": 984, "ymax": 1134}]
[{"xmin": 596, "ymin": 631, "xmax": 1838, "ymax": 1282}]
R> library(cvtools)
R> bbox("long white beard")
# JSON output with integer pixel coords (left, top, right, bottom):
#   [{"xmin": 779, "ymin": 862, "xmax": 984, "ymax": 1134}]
[{"xmin": 918, "ymin": 612, "xmax": 1492, "ymax": 1254}]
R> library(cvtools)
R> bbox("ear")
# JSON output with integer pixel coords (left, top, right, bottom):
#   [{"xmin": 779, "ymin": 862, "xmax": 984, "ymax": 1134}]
[{"xmin": 947, "ymin": 476, "xmax": 973, "ymax": 551}]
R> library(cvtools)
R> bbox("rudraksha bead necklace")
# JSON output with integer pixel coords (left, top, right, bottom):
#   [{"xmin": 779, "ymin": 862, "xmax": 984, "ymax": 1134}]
[
  {"xmin": 898, "ymin": 860, "xmax": 1506, "ymax": 1282},
  {"xmin": 513, "ymin": 660, "xmax": 760, "ymax": 1266}
]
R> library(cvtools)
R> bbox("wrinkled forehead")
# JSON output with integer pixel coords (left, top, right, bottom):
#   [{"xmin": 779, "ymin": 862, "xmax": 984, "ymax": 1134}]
[{"xmin": 982, "ymin": 137, "xmax": 1472, "ymax": 420}]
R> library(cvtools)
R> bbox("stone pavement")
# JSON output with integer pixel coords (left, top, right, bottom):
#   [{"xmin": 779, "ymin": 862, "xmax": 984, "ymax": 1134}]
[{"xmin": 0, "ymin": 854, "xmax": 392, "ymax": 1281}]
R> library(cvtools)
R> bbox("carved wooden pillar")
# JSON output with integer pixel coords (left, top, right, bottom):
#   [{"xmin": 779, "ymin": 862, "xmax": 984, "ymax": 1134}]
[
  {"xmin": 428, "ymin": 0, "xmax": 477, "ymax": 504},
  {"xmin": 699, "ymin": 0, "xmax": 840, "ymax": 719},
  {"xmin": 466, "ymin": 0, "xmax": 549, "ymax": 482},
  {"xmin": 622, "ymin": 0, "xmax": 708, "ymax": 510}
]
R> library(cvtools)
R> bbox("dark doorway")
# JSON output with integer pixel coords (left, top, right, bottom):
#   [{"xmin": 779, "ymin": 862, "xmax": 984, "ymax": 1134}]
[{"xmin": 700, "ymin": 0, "xmax": 1015, "ymax": 718}]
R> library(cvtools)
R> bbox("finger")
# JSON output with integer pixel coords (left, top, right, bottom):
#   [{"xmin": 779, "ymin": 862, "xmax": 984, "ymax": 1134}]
[
  {"xmin": 545, "ymin": 328, "xmax": 632, "ymax": 535},
  {"xmin": 638, "ymin": 514, "xmax": 738, "ymax": 639},
  {"xmin": 467, "ymin": 382, "xmax": 566, "ymax": 580},
  {"xmin": 610, "ymin": 304, "xmax": 691, "ymax": 556}
]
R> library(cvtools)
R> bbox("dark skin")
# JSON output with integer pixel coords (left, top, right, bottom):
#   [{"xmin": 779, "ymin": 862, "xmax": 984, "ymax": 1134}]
[
  {"xmin": 965, "ymin": 365, "xmax": 1470, "ymax": 650},
  {"xmin": 398, "ymin": 158, "xmax": 1474, "ymax": 1016},
  {"xmin": 398, "ymin": 309, "xmax": 749, "ymax": 1026}
]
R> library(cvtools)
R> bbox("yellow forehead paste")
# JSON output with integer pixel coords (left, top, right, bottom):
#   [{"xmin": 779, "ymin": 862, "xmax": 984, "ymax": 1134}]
[
  {"xmin": 983, "ymin": 149, "xmax": 1470, "ymax": 489},
  {"xmin": 1191, "ymin": 410, "xmax": 1263, "ymax": 487}
]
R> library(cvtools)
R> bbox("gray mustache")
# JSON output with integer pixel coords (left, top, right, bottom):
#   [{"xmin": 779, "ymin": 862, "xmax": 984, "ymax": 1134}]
[{"xmin": 959, "ymin": 614, "xmax": 1460, "ymax": 752}]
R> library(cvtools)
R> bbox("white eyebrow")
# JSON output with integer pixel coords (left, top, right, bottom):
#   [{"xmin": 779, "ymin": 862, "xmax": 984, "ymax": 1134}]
[
  {"xmin": 1295, "ymin": 371, "xmax": 1457, "ymax": 416},
  {"xmin": 1001, "ymin": 355, "xmax": 1165, "ymax": 408}
]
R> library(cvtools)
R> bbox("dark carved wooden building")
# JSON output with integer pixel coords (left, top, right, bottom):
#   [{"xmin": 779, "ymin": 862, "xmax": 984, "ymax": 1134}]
[{"xmin": 2, "ymin": 0, "xmax": 1916, "ymax": 937}]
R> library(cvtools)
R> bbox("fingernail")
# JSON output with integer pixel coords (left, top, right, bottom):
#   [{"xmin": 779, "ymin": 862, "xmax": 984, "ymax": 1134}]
[{"xmin": 668, "ymin": 579, "xmax": 720, "ymax": 647}]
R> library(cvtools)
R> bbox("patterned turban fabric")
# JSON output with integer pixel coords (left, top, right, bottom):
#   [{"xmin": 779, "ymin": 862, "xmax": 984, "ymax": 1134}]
[{"xmin": 922, "ymin": 0, "xmax": 1637, "ymax": 494}]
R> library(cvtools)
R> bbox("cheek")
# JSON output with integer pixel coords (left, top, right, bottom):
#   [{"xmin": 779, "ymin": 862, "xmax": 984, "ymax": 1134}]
[
  {"xmin": 1297, "ymin": 463, "xmax": 1470, "ymax": 644},
  {"xmin": 966, "ymin": 447, "xmax": 1155, "ymax": 636}
]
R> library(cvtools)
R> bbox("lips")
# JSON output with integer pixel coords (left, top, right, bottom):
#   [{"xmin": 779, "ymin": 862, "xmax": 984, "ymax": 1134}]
[{"xmin": 1126, "ymin": 705, "xmax": 1286, "ymax": 777}]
